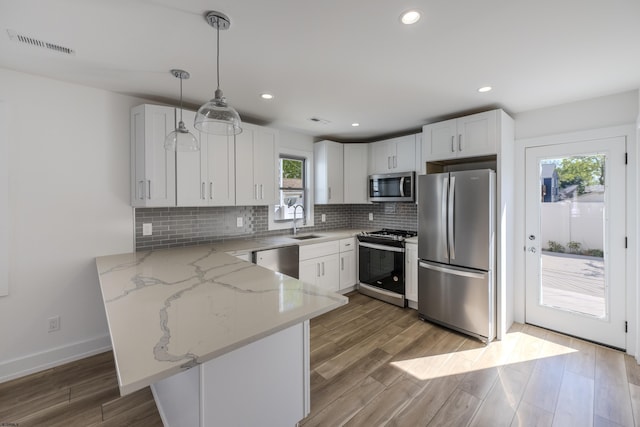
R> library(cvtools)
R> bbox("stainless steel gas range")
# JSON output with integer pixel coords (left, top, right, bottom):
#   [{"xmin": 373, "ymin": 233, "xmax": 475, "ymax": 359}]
[{"xmin": 356, "ymin": 229, "xmax": 417, "ymax": 307}]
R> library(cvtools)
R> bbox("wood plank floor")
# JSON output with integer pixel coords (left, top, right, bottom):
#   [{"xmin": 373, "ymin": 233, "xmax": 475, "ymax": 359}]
[
  {"xmin": 3, "ymin": 291, "xmax": 640, "ymax": 426},
  {"xmin": 0, "ymin": 351, "xmax": 162, "ymax": 426},
  {"xmin": 301, "ymin": 291, "xmax": 640, "ymax": 427}
]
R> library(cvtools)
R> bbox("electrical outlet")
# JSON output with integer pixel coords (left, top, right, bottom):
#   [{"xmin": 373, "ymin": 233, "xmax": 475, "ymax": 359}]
[
  {"xmin": 142, "ymin": 223, "xmax": 152, "ymax": 236},
  {"xmin": 368, "ymin": 213, "xmax": 373, "ymax": 221},
  {"xmin": 321, "ymin": 214, "xmax": 326, "ymax": 222},
  {"xmin": 236, "ymin": 217, "xmax": 243, "ymax": 227},
  {"xmin": 48, "ymin": 316, "xmax": 60, "ymax": 332}
]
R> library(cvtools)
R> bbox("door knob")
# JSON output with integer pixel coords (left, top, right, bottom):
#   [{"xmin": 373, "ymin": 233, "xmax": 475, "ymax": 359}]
[
  {"xmin": 528, "ymin": 247, "xmax": 537, "ymax": 253},
  {"xmin": 528, "ymin": 235, "xmax": 536, "ymax": 241}
]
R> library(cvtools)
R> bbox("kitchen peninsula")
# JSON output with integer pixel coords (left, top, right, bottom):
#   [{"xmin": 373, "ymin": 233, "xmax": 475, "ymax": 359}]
[{"xmin": 96, "ymin": 244, "xmax": 347, "ymax": 426}]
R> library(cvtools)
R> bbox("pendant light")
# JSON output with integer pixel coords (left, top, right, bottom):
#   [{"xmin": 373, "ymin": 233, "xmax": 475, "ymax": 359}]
[
  {"xmin": 164, "ymin": 69, "xmax": 200, "ymax": 151},
  {"xmin": 194, "ymin": 11, "xmax": 242, "ymax": 136}
]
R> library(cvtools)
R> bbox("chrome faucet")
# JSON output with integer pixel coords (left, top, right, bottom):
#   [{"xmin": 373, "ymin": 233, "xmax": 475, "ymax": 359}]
[{"xmin": 292, "ymin": 205, "xmax": 305, "ymax": 236}]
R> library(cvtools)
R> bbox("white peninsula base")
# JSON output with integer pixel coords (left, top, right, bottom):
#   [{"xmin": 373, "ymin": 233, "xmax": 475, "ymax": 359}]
[{"xmin": 151, "ymin": 321, "xmax": 310, "ymax": 427}]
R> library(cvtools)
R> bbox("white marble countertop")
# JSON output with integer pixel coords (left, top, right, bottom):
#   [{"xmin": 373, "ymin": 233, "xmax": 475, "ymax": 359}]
[{"xmin": 96, "ymin": 245, "xmax": 348, "ymax": 396}]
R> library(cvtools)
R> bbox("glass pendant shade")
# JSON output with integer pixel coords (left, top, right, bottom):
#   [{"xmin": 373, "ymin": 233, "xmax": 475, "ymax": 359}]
[
  {"xmin": 164, "ymin": 120, "xmax": 200, "ymax": 151},
  {"xmin": 194, "ymin": 89, "xmax": 242, "ymax": 135}
]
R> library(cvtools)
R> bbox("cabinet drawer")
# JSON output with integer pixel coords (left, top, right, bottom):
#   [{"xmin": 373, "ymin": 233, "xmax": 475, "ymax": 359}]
[
  {"xmin": 339, "ymin": 238, "xmax": 355, "ymax": 252},
  {"xmin": 299, "ymin": 241, "xmax": 340, "ymax": 261}
]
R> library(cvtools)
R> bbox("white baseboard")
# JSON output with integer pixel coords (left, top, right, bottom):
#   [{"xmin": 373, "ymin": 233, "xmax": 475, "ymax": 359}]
[{"xmin": 0, "ymin": 334, "xmax": 112, "ymax": 384}]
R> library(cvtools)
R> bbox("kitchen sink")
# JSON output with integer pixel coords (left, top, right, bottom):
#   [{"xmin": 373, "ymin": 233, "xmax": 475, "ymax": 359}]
[{"xmin": 291, "ymin": 234, "xmax": 322, "ymax": 240}]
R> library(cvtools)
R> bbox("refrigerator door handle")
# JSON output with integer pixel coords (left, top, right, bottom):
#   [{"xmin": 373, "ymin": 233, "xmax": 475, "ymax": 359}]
[
  {"xmin": 448, "ymin": 176, "xmax": 456, "ymax": 260},
  {"xmin": 419, "ymin": 261, "xmax": 487, "ymax": 279},
  {"xmin": 442, "ymin": 176, "xmax": 449, "ymax": 257}
]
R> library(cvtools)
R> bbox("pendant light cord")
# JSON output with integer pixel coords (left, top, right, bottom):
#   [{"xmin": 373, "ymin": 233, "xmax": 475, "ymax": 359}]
[
  {"xmin": 216, "ymin": 23, "xmax": 221, "ymax": 92},
  {"xmin": 179, "ymin": 76, "xmax": 184, "ymax": 122}
]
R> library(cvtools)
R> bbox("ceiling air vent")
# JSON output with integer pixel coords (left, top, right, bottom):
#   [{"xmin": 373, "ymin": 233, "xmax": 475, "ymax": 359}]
[
  {"xmin": 309, "ymin": 117, "xmax": 331, "ymax": 125},
  {"xmin": 6, "ymin": 29, "xmax": 75, "ymax": 55}
]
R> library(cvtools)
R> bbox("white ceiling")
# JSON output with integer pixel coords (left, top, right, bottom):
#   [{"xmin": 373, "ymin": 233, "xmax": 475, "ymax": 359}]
[{"xmin": 1, "ymin": 0, "xmax": 639, "ymax": 141}]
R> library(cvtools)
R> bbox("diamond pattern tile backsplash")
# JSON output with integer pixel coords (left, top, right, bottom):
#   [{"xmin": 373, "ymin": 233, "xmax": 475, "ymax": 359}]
[{"xmin": 135, "ymin": 203, "xmax": 417, "ymax": 251}]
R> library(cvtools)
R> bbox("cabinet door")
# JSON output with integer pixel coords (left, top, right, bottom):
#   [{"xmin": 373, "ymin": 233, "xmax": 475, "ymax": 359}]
[
  {"xmin": 422, "ymin": 118, "xmax": 457, "ymax": 162},
  {"xmin": 343, "ymin": 144, "xmax": 369, "ymax": 203},
  {"xmin": 299, "ymin": 258, "xmax": 320, "ymax": 287},
  {"xmin": 457, "ymin": 110, "xmax": 497, "ymax": 158},
  {"xmin": 369, "ymin": 140, "xmax": 395, "ymax": 174},
  {"xmin": 131, "ymin": 104, "xmax": 176, "ymax": 207},
  {"xmin": 339, "ymin": 250, "xmax": 356, "ymax": 289},
  {"xmin": 315, "ymin": 140, "xmax": 344, "ymax": 204},
  {"xmin": 176, "ymin": 110, "xmax": 205, "ymax": 207},
  {"xmin": 253, "ymin": 127, "xmax": 278, "ymax": 205},
  {"xmin": 405, "ymin": 243, "xmax": 418, "ymax": 303},
  {"xmin": 318, "ymin": 254, "xmax": 340, "ymax": 292},
  {"xmin": 206, "ymin": 133, "xmax": 235, "ymax": 206},
  {"xmin": 234, "ymin": 127, "xmax": 256, "ymax": 206},
  {"xmin": 393, "ymin": 135, "xmax": 416, "ymax": 172}
]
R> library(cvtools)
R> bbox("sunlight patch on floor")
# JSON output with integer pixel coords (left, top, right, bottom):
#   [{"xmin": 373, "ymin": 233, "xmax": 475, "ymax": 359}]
[{"xmin": 390, "ymin": 331, "xmax": 577, "ymax": 381}]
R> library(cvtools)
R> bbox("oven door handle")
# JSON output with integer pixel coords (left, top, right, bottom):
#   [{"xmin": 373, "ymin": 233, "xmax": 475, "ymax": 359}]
[{"xmin": 358, "ymin": 241, "xmax": 405, "ymax": 253}]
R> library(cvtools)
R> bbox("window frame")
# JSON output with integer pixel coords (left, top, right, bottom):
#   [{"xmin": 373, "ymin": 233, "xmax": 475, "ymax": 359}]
[{"xmin": 268, "ymin": 148, "xmax": 314, "ymax": 231}]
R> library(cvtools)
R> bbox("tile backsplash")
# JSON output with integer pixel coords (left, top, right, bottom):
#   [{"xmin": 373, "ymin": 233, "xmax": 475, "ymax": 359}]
[{"xmin": 135, "ymin": 203, "xmax": 417, "ymax": 251}]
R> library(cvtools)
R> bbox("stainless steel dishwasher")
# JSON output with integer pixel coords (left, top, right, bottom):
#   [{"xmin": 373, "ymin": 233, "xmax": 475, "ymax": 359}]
[{"xmin": 252, "ymin": 245, "xmax": 299, "ymax": 279}]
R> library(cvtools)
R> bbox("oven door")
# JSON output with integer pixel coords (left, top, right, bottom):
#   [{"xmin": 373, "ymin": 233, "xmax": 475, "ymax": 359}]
[{"xmin": 358, "ymin": 241, "xmax": 405, "ymax": 295}]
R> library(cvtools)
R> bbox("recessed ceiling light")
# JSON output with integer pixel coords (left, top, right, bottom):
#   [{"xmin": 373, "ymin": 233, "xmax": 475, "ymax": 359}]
[
  {"xmin": 400, "ymin": 10, "xmax": 421, "ymax": 25},
  {"xmin": 478, "ymin": 86, "xmax": 492, "ymax": 93},
  {"xmin": 352, "ymin": 123, "xmax": 360, "ymax": 127},
  {"xmin": 260, "ymin": 93, "xmax": 274, "ymax": 100}
]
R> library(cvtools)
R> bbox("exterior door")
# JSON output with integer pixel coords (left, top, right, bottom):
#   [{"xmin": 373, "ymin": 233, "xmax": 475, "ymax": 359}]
[{"xmin": 525, "ymin": 137, "xmax": 626, "ymax": 349}]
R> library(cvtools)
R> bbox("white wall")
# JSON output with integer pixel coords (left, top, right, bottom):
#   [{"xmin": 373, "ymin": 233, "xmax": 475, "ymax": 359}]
[
  {"xmin": 279, "ymin": 129, "xmax": 314, "ymax": 151},
  {"xmin": 514, "ymin": 90, "xmax": 639, "ymax": 140},
  {"xmin": 0, "ymin": 69, "xmax": 142, "ymax": 381}
]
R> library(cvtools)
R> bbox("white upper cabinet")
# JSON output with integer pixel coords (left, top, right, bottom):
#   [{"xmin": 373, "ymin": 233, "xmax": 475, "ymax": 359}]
[
  {"xmin": 422, "ymin": 110, "xmax": 498, "ymax": 162},
  {"xmin": 130, "ymin": 104, "xmax": 176, "ymax": 207},
  {"xmin": 176, "ymin": 110, "xmax": 235, "ymax": 207},
  {"xmin": 369, "ymin": 134, "xmax": 417, "ymax": 174},
  {"xmin": 235, "ymin": 123, "xmax": 278, "ymax": 206},
  {"xmin": 343, "ymin": 143, "xmax": 369, "ymax": 204},
  {"xmin": 314, "ymin": 140, "xmax": 344, "ymax": 204}
]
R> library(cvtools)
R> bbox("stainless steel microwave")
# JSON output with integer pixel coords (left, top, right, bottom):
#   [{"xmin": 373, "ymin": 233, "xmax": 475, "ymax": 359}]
[{"xmin": 369, "ymin": 171, "xmax": 415, "ymax": 202}]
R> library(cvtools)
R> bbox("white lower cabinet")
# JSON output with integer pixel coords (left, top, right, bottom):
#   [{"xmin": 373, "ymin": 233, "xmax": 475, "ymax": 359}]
[
  {"xmin": 339, "ymin": 238, "xmax": 356, "ymax": 290},
  {"xmin": 299, "ymin": 241, "xmax": 340, "ymax": 292},
  {"xmin": 405, "ymin": 242, "xmax": 418, "ymax": 304}
]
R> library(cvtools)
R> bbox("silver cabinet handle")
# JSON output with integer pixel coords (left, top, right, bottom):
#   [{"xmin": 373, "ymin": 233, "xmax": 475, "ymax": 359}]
[
  {"xmin": 341, "ymin": 257, "xmax": 344, "ymax": 271},
  {"xmin": 260, "ymin": 184, "xmax": 264, "ymax": 199},
  {"xmin": 147, "ymin": 180, "xmax": 151, "ymax": 199},
  {"xmin": 451, "ymin": 136, "xmax": 455, "ymax": 152},
  {"xmin": 458, "ymin": 134, "xmax": 463, "ymax": 151},
  {"xmin": 317, "ymin": 263, "xmax": 320, "ymax": 277},
  {"xmin": 210, "ymin": 182, "xmax": 213, "ymax": 199},
  {"xmin": 321, "ymin": 262, "xmax": 325, "ymax": 276},
  {"xmin": 201, "ymin": 182, "xmax": 205, "ymax": 199},
  {"xmin": 344, "ymin": 243, "xmax": 351, "ymax": 247}
]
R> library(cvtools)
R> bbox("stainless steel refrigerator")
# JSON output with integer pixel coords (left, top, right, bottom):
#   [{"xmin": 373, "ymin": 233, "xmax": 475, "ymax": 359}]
[{"xmin": 417, "ymin": 169, "xmax": 496, "ymax": 342}]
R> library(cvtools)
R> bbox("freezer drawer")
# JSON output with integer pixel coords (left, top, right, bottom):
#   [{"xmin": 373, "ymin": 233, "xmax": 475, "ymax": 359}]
[{"xmin": 417, "ymin": 261, "xmax": 495, "ymax": 342}]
